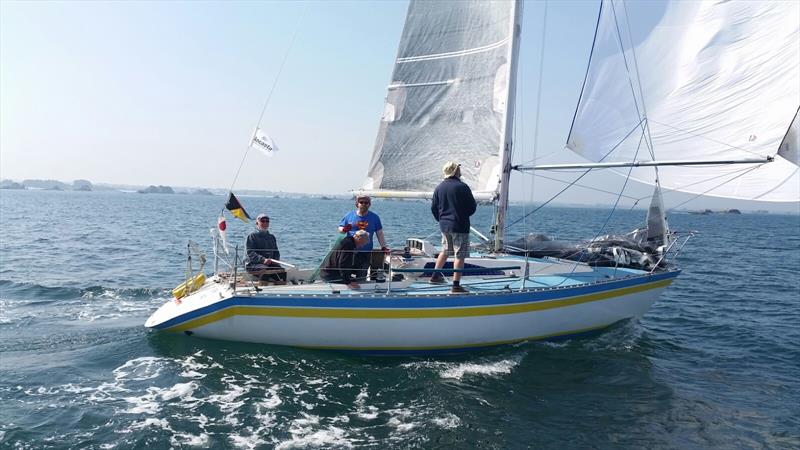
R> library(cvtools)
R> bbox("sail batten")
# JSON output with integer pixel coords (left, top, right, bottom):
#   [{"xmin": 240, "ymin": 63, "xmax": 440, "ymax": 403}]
[
  {"xmin": 363, "ymin": 0, "xmax": 518, "ymax": 197},
  {"xmin": 567, "ymin": 0, "xmax": 800, "ymax": 202}
]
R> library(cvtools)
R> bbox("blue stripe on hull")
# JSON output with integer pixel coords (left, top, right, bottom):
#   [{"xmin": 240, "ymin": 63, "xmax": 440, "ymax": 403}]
[{"xmin": 152, "ymin": 270, "xmax": 679, "ymax": 331}]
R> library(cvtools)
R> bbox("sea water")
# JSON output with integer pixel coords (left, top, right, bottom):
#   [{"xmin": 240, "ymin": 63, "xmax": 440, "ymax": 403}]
[{"xmin": 1, "ymin": 190, "xmax": 798, "ymax": 449}]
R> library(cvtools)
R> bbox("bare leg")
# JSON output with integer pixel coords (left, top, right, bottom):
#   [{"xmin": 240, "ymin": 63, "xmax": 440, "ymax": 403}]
[
  {"xmin": 453, "ymin": 257, "xmax": 465, "ymax": 284},
  {"xmin": 434, "ymin": 251, "xmax": 448, "ymax": 271}
]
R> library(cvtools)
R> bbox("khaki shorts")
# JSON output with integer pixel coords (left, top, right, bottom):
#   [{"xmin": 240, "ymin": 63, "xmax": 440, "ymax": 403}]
[{"xmin": 441, "ymin": 232, "xmax": 470, "ymax": 259}]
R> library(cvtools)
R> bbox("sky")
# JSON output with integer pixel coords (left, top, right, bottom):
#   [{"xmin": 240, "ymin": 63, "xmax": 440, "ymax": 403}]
[{"xmin": 1, "ymin": 0, "xmax": 797, "ymax": 213}]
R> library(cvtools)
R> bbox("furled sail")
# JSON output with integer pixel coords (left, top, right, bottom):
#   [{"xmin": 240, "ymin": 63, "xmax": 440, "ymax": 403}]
[
  {"xmin": 567, "ymin": 0, "xmax": 800, "ymax": 202},
  {"xmin": 362, "ymin": 0, "xmax": 519, "ymax": 201}
]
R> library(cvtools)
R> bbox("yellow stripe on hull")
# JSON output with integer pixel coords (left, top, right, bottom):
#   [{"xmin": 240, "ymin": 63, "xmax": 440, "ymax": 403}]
[{"xmin": 168, "ymin": 278, "xmax": 674, "ymax": 333}]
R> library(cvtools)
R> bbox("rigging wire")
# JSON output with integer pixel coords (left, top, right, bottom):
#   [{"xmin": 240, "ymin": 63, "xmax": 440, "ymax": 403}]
[
  {"xmin": 513, "ymin": 0, "xmax": 526, "ymax": 242},
  {"xmin": 530, "ymin": 172, "xmax": 641, "ymax": 202},
  {"xmin": 608, "ymin": 0, "xmax": 663, "ymax": 208},
  {"xmin": 546, "ymin": 130, "xmax": 646, "ymax": 287},
  {"xmin": 526, "ymin": 0, "xmax": 548, "ymax": 236},
  {"xmin": 588, "ymin": 131, "xmax": 645, "ymax": 240},
  {"xmin": 505, "ymin": 118, "xmax": 645, "ymax": 231},
  {"xmin": 619, "ymin": 163, "xmax": 769, "ymax": 213},
  {"xmin": 619, "ymin": 0, "xmax": 657, "ymax": 163},
  {"xmin": 664, "ymin": 164, "xmax": 766, "ymax": 212},
  {"xmin": 514, "ymin": 149, "xmax": 560, "ymax": 168},
  {"xmin": 227, "ymin": 4, "xmax": 307, "ymax": 194}
]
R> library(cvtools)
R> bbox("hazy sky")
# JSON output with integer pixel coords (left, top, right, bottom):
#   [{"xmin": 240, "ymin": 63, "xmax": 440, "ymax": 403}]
[{"xmin": 1, "ymin": 0, "xmax": 797, "ymax": 213}]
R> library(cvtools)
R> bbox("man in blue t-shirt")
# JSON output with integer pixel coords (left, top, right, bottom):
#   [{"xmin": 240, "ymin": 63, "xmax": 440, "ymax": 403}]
[{"xmin": 338, "ymin": 195, "xmax": 389, "ymax": 280}]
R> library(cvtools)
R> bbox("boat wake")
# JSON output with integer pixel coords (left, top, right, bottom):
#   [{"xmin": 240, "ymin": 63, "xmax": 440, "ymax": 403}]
[
  {"xmin": 402, "ymin": 353, "xmax": 526, "ymax": 381},
  {"xmin": 0, "ymin": 279, "xmax": 169, "ymax": 325}
]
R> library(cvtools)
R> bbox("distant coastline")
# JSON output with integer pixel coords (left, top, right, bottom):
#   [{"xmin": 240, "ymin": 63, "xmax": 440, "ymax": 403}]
[
  {"xmin": 0, "ymin": 177, "xmax": 348, "ymax": 200},
  {"xmin": 2, "ymin": 177, "xmax": 797, "ymax": 214}
]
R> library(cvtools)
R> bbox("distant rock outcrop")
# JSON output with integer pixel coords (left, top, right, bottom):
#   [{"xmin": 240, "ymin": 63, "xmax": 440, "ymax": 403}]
[
  {"xmin": 73, "ymin": 179, "xmax": 93, "ymax": 191},
  {"xmin": 194, "ymin": 189, "xmax": 215, "ymax": 196},
  {"xmin": 689, "ymin": 208, "xmax": 742, "ymax": 215},
  {"xmin": 22, "ymin": 179, "xmax": 68, "ymax": 190},
  {"xmin": 138, "ymin": 185, "xmax": 175, "ymax": 194},
  {"xmin": 0, "ymin": 180, "xmax": 25, "ymax": 190}
]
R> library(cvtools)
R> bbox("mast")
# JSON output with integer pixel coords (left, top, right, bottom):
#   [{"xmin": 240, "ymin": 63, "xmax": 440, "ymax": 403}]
[{"xmin": 494, "ymin": 0, "xmax": 523, "ymax": 253}]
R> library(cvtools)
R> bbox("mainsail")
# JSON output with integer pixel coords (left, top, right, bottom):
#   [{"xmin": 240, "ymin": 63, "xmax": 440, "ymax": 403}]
[
  {"xmin": 362, "ymin": 0, "xmax": 520, "ymax": 201},
  {"xmin": 567, "ymin": 0, "xmax": 800, "ymax": 202}
]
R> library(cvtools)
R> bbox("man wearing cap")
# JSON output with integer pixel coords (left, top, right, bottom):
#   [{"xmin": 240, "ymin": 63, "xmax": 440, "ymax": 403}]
[
  {"xmin": 431, "ymin": 161, "xmax": 477, "ymax": 293},
  {"xmin": 245, "ymin": 213, "xmax": 286, "ymax": 283},
  {"xmin": 338, "ymin": 195, "xmax": 388, "ymax": 281}
]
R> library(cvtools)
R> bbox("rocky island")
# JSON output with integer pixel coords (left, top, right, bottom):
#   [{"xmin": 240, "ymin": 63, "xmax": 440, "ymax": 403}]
[{"xmin": 137, "ymin": 185, "xmax": 175, "ymax": 194}]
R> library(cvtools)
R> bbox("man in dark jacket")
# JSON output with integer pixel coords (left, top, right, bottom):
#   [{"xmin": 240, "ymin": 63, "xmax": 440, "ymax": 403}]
[
  {"xmin": 320, "ymin": 230, "xmax": 370, "ymax": 289},
  {"xmin": 245, "ymin": 213, "xmax": 286, "ymax": 283},
  {"xmin": 431, "ymin": 161, "xmax": 477, "ymax": 293}
]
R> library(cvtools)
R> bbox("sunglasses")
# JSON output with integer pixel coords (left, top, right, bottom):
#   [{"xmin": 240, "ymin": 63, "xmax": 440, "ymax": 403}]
[
  {"xmin": 358, "ymin": 201, "xmax": 371, "ymax": 205},
  {"xmin": 258, "ymin": 218, "xmax": 270, "ymax": 222}
]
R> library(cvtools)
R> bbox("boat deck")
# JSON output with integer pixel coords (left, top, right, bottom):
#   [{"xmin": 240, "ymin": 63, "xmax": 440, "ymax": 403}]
[{"xmin": 228, "ymin": 265, "xmax": 649, "ymax": 297}]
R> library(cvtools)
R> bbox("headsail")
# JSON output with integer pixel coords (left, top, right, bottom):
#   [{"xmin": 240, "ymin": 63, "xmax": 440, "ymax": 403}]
[
  {"xmin": 778, "ymin": 109, "xmax": 799, "ymax": 167},
  {"xmin": 645, "ymin": 185, "xmax": 669, "ymax": 249},
  {"xmin": 362, "ymin": 0, "xmax": 520, "ymax": 201},
  {"xmin": 567, "ymin": 0, "xmax": 800, "ymax": 202}
]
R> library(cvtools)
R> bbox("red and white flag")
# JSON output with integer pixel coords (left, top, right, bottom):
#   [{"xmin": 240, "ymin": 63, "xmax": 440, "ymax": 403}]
[{"xmin": 217, "ymin": 215, "xmax": 229, "ymax": 254}]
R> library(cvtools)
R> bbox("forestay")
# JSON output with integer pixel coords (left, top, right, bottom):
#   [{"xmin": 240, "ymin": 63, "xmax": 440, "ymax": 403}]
[
  {"xmin": 567, "ymin": 0, "xmax": 800, "ymax": 202},
  {"xmin": 362, "ymin": 0, "xmax": 518, "ymax": 200}
]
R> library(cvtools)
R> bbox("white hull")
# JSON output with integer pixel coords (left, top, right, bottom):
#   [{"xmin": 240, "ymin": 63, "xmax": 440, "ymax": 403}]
[{"xmin": 146, "ymin": 261, "xmax": 679, "ymax": 354}]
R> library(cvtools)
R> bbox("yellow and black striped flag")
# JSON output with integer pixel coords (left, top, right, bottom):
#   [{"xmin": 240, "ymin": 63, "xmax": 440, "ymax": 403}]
[{"xmin": 225, "ymin": 192, "xmax": 252, "ymax": 223}]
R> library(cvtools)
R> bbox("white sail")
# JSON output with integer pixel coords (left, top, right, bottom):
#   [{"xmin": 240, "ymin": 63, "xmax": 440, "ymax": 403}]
[
  {"xmin": 778, "ymin": 109, "xmax": 799, "ymax": 167},
  {"xmin": 362, "ymin": 0, "xmax": 519, "ymax": 199},
  {"xmin": 567, "ymin": 0, "xmax": 800, "ymax": 202},
  {"xmin": 646, "ymin": 185, "xmax": 669, "ymax": 248}
]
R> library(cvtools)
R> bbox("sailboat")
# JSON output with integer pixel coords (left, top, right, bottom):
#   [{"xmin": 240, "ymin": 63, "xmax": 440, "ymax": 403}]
[{"xmin": 145, "ymin": 0, "xmax": 798, "ymax": 354}]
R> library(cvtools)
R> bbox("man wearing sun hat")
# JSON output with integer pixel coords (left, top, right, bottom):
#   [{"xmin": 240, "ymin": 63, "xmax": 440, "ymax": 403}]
[{"xmin": 430, "ymin": 161, "xmax": 477, "ymax": 293}]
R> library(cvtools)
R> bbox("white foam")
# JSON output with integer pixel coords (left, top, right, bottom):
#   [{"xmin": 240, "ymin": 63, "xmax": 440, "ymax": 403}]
[
  {"xmin": 207, "ymin": 382, "xmax": 247, "ymax": 413},
  {"xmin": 384, "ymin": 406, "xmax": 418, "ymax": 434},
  {"xmin": 60, "ymin": 383, "xmax": 98, "ymax": 394},
  {"xmin": 439, "ymin": 356, "xmax": 523, "ymax": 380},
  {"xmin": 122, "ymin": 392, "xmax": 160, "ymax": 415},
  {"xmin": 353, "ymin": 388, "xmax": 379, "ymax": 420},
  {"xmin": 179, "ymin": 353, "xmax": 211, "ymax": 378},
  {"xmin": 113, "ymin": 357, "xmax": 165, "ymax": 381},
  {"xmin": 432, "ymin": 413, "xmax": 461, "ymax": 429},
  {"xmin": 261, "ymin": 385, "xmax": 283, "ymax": 409},
  {"xmin": 388, "ymin": 418, "xmax": 417, "ymax": 433},
  {"xmin": 191, "ymin": 413, "xmax": 211, "ymax": 428},
  {"xmin": 300, "ymin": 400, "xmax": 315, "ymax": 411},
  {"xmin": 229, "ymin": 431, "xmax": 268, "ymax": 450},
  {"xmin": 356, "ymin": 405, "xmax": 379, "ymax": 420},
  {"xmin": 120, "ymin": 381, "xmax": 197, "ymax": 415},
  {"xmin": 88, "ymin": 381, "xmax": 129, "ymax": 403},
  {"xmin": 276, "ymin": 425, "xmax": 353, "ymax": 450},
  {"xmin": 160, "ymin": 382, "xmax": 198, "ymax": 401},
  {"xmin": 171, "ymin": 432, "xmax": 210, "ymax": 447},
  {"xmin": 180, "ymin": 370, "xmax": 205, "ymax": 379},
  {"xmin": 132, "ymin": 418, "xmax": 170, "ymax": 430}
]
